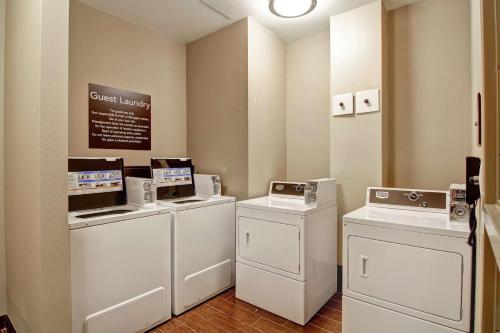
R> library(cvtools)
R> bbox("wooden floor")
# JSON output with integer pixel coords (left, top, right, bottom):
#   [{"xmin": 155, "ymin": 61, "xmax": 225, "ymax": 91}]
[{"xmin": 149, "ymin": 288, "xmax": 342, "ymax": 333}]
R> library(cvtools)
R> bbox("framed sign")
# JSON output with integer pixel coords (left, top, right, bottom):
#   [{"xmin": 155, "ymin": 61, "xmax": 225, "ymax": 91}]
[{"xmin": 89, "ymin": 83, "xmax": 151, "ymax": 150}]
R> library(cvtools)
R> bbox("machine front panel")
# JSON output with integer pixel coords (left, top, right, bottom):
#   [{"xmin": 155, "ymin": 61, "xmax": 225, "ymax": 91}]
[
  {"xmin": 347, "ymin": 236, "xmax": 463, "ymax": 321},
  {"xmin": 238, "ymin": 217, "xmax": 300, "ymax": 275}
]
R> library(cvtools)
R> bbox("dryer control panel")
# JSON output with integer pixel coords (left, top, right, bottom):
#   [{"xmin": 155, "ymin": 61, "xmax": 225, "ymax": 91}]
[
  {"xmin": 269, "ymin": 179, "xmax": 337, "ymax": 206},
  {"xmin": 269, "ymin": 182, "xmax": 305, "ymax": 198},
  {"xmin": 367, "ymin": 187, "xmax": 450, "ymax": 214}
]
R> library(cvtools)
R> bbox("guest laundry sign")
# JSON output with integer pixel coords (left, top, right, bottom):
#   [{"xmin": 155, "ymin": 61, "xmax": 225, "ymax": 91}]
[{"xmin": 88, "ymin": 83, "xmax": 151, "ymax": 150}]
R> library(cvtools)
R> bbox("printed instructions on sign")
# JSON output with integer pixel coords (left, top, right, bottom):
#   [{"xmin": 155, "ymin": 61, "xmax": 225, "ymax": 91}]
[
  {"xmin": 68, "ymin": 170, "xmax": 123, "ymax": 196},
  {"xmin": 90, "ymin": 109, "xmax": 149, "ymax": 145},
  {"xmin": 153, "ymin": 168, "xmax": 192, "ymax": 187}
]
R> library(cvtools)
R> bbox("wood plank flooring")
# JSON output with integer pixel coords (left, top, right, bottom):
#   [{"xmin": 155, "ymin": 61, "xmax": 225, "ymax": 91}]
[{"xmin": 149, "ymin": 288, "xmax": 342, "ymax": 333}]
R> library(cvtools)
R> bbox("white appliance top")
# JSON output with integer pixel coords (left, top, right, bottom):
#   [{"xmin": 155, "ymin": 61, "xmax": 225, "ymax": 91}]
[
  {"xmin": 344, "ymin": 206, "xmax": 469, "ymax": 238},
  {"xmin": 157, "ymin": 195, "xmax": 235, "ymax": 211},
  {"xmin": 68, "ymin": 204, "xmax": 170, "ymax": 230},
  {"xmin": 236, "ymin": 196, "xmax": 335, "ymax": 216}
]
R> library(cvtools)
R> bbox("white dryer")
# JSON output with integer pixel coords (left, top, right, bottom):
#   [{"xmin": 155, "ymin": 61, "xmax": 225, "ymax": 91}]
[
  {"xmin": 343, "ymin": 187, "xmax": 473, "ymax": 333},
  {"xmin": 235, "ymin": 179, "xmax": 337, "ymax": 325},
  {"xmin": 69, "ymin": 205, "xmax": 172, "ymax": 333}
]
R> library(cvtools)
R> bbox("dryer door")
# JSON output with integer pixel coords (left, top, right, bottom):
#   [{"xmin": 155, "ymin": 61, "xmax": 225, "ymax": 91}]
[
  {"xmin": 238, "ymin": 217, "xmax": 300, "ymax": 275},
  {"xmin": 347, "ymin": 236, "xmax": 463, "ymax": 321}
]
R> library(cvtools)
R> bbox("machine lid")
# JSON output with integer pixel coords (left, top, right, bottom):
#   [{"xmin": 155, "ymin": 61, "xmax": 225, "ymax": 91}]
[
  {"xmin": 343, "ymin": 206, "xmax": 469, "ymax": 238},
  {"xmin": 68, "ymin": 204, "xmax": 170, "ymax": 230},
  {"xmin": 366, "ymin": 187, "xmax": 450, "ymax": 214},
  {"xmin": 157, "ymin": 196, "xmax": 235, "ymax": 211},
  {"xmin": 236, "ymin": 196, "xmax": 335, "ymax": 216},
  {"xmin": 172, "ymin": 199, "xmax": 207, "ymax": 204}
]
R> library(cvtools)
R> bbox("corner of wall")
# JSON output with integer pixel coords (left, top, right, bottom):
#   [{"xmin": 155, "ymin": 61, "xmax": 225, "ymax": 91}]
[
  {"xmin": 381, "ymin": 1, "xmax": 390, "ymax": 187},
  {"xmin": 285, "ymin": 29, "xmax": 331, "ymax": 181},
  {"xmin": 0, "ymin": 0, "xmax": 6, "ymax": 317},
  {"xmin": 330, "ymin": 0, "xmax": 385, "ymax": 264},
  {"xmin": 186, "ymin": 18, "xmax": 250, "ymax": 200},
  {"xmin": 247, "ymin": 18, "xmax": 287, "ymax": 198},
  {"xmin": 5, "ymin": 0, "xmax": 71, "ymax": 331}
]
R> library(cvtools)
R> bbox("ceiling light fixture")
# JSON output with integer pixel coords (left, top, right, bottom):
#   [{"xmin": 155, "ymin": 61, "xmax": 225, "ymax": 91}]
[{"xmin": 269, "ymin": 0, "xmax": 317, "ymax": 18}]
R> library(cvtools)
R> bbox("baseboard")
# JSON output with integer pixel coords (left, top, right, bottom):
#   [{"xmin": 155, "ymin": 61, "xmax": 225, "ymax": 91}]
[
  {"xmin": 0, "ymin": 315, "xmax": 16, "ymax": 333},
  {"xmin": 337, "ymin": 265, "xmax": 342, "ymax": 292}
]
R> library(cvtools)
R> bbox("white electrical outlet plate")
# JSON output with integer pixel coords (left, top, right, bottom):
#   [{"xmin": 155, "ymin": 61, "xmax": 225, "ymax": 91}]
[
  {"xmin": 332, "ymin": 93, "xmax": 354, "ymax": 116},
  {"xmin": 356, "ymin": 89, "xmax": 380, "ymax": 114}
]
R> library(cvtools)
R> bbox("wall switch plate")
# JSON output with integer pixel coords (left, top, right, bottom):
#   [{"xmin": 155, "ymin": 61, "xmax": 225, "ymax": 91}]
[
  {"xmin": 332, "ymin": 93, "xmax": 354, "ymax": 116},
  {"xmin": 355, "ymin": 89, "xmax": 380, "ymax": 114}
]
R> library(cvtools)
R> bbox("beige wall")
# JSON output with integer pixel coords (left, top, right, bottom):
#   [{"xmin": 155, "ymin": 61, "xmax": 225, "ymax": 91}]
[
  {"xmin": 69, "ymin": 0, "xmax": 187, "ymax": 166},
  {"xmin": 248, "ymin": 18, "xmax": 287, "ymax": 198},
  {"xmin": 187, "ymin": 18, "xmax": 286, "ymax": 199},
  {"xmin": 5, "ymin": 0, "xmax": 71, "ymax": 332},
  {"xmin": 286, "ymin": 30, "xmax": 330, "ymax": 182},
  {"xmin": 187, "ymin": 20, "xmax": 249, "ymax": 199},
  {"xmin": 388, "ymin": 0, "xmax": 471, "ymax": 190},
  {"xmin": 0, "ymin": 0, "xmax": 5, "ymax": 316},
  {"xmin": 470, "ymin": 0, "xmax": 483, "ymax": 159},
  {"xmin": 330, "ymin": 1, "xmax": 387, "ymax": 262}
]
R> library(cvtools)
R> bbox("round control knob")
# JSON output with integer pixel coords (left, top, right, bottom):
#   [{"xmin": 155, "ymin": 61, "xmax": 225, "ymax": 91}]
[
  {"xmin": 456, "ymin": 207, "xmax": 467, "ymax": 217},
  {"xmin": 408, "ymin": 191, "xmax": 419, "ymax": 202},
  {"xmin": 295, "ymin": 184, "xmax": 303, "ymax": 192}
]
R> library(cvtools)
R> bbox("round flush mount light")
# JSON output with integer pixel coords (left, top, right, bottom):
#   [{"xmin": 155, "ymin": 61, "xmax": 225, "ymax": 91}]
[{"xmin": 269, "ymin": 0, "xmax": 317, "ymax": 18}]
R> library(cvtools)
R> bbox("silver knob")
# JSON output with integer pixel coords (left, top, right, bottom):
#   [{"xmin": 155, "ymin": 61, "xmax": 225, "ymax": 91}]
[
  {"xmin": 407, "ymin": 192, "xmax": 419, "ymax": 201},
  {"xmin": 456, "ymin": 207, "xmax": 467, "ymax": 216}
]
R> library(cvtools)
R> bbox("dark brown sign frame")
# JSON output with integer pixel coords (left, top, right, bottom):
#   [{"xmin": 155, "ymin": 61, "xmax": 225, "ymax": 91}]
[{"xmin": 88, "ymin": 83, "xmax": 151, "ymax": 150}]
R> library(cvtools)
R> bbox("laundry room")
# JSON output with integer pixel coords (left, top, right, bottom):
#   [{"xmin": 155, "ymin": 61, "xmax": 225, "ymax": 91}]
[{"xmin": 1, "ymin": 0, "xmax": 499, "ymax": 333}]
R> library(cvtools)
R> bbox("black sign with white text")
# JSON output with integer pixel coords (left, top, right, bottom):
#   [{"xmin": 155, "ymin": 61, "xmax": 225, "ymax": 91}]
[{"xmin": 89, "ymin": 83, "xmax": 151, "ymax": 150}]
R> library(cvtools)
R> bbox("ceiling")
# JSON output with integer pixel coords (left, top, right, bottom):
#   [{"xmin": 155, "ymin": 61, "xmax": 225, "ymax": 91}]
[{"xmin": 78, "ymin": 0, "xmax": 420, "ymax": 43}]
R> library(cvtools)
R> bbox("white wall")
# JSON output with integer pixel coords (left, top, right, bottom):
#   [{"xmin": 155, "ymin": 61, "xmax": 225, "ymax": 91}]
[
  {"xmin": 248, "ymin": 18, "xmax": 287, "ymax": 198},
  {"xmin": 286, "ymin": 30, "xmax": 330, "ymax": 182},
  {"xmin": 330, "ymin": 1, "xmax": 387, "ymax": 262},
  {"xmin": 69, "ymin": 0, "xmax": 187, "ymax": 166},
  {"xmin": 0, "ymin": 0, "xmax": 6, "ymax": 316},
  {"xmin": 5, "ymin": 0, "xmax": 71, "ymax": 331},
  {"xmin": 388, "ymin": 0, "xmax": 471, "ymax": 189}
]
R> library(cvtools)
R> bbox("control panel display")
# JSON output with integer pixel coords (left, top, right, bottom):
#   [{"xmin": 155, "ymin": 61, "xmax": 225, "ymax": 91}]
[
  {"xmin": 68, "ymin": 157, "xmax": 126, "ymax": 211},
  {"xmin": 153, "ymin": 167, "xmax": 192, "ymax": 187},
  {"xmin": 68, "ymin": 170, "xmax": 123, "ymax": 196}
]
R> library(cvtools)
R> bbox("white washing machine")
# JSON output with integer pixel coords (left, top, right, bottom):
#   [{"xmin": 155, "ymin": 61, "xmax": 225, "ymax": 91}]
[
  {"xmin": 69, "ymin": 205, "xmax": 172, "ymax": 333},
  {"xmin": 157, "ymin": 196, "xmax": 236, "ymax": 315},
  {"xmin": 235, "ymin": 179, "xmax": 337, "ymax": 325},
  {"xmin": 149, "ymin": 158, "xmax": 237, "ymax": 315},
  {"xmin": 343, "ymin": 187, "xmax": 473, "ymax": 333}
]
